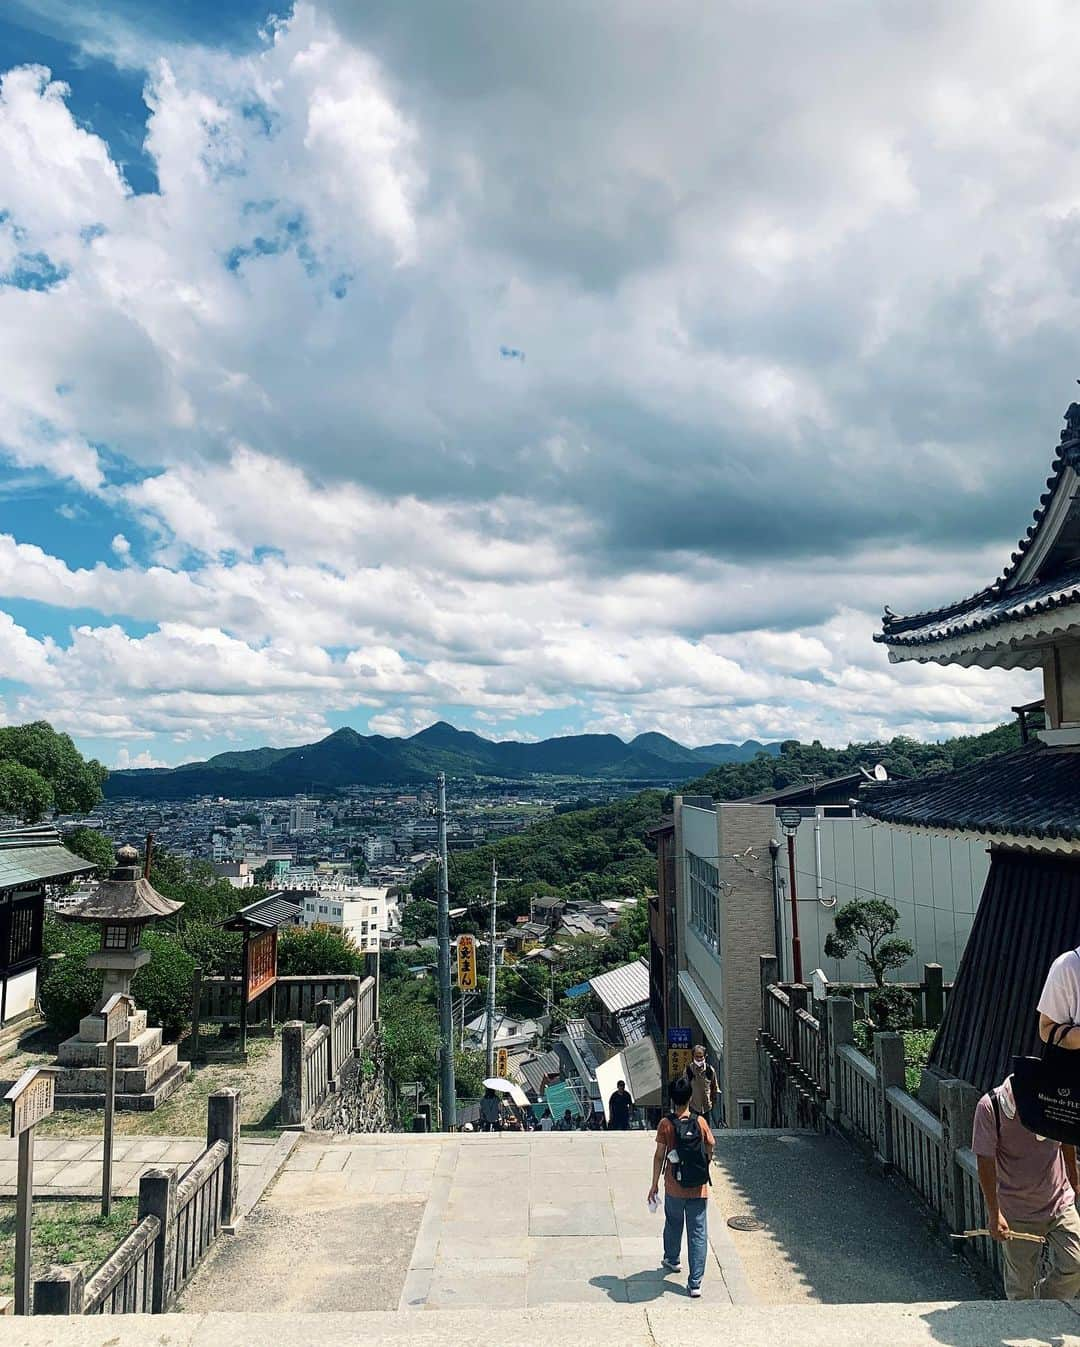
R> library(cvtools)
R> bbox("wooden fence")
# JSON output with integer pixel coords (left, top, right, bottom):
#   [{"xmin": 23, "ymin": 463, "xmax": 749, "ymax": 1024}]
[
  {"xmin": 757, "ymin": 955, "xmax": 994, "ymax": 1288},
  {"xmin": 33, "ymin": 1089, "xmax": 240, "ymax": 1316},
  {"xmin": 281, "ymin": 977, "xmax": 375, "ymax": 1126},
  {"xmin": 193, "ymin": 972, "xmax": 374, "ymax": 1045}
]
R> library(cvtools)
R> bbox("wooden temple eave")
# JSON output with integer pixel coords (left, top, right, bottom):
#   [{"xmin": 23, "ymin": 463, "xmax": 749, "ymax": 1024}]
[{"xmin": 884, "ymin": 611, "xmax": 1080, "ymax": 669}]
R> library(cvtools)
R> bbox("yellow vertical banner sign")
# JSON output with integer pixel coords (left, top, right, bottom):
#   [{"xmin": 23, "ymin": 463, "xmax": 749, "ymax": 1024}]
[
  {"xmin": 668, "ymin": 1048, "xmax": 693, "ymax": 1083},
  {"xmin": 496, "ymin": 1047, "xmax": 509, "ymax": 1077},
  {"xmin": 457, "ymin": 934, "xmax": 477, "ymax": 991}
]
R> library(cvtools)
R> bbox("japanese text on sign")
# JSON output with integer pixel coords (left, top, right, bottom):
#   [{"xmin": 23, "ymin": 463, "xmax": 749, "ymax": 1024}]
[
  {"xmin": 6, "ymin": 1067, "xmax": 57, "ymax": 1138},
  {"xmin": 457, "ymin": 934, "xmax": 478, "ymax": 991},
  {"xmin": 667, "ymin": 1027, "xmax": 692, "ymax": 1048},
  {"xmin": 668, "ymin": 1048, "xmax": 693, "ymax": 1083},
  {"xmin": 247, "ymin": 929, "xmax": 278, "ymax": 1003},
  {"xmin": 497, "ymin": 1047, "xmax": 509, "ymax": 1077}
]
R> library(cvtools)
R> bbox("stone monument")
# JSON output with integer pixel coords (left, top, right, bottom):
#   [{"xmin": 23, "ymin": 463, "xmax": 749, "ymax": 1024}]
[{"xmin": 54, "ymin": 845, "xmax": 191, "ymax": 1110}]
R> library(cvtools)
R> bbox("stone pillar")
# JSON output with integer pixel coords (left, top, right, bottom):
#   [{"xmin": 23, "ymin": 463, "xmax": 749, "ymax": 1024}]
[
  {"xmin": 940, "ymin": 1078, "xmax": 981, "ymax": 1232},
  {"xmin": 189, "ymin": 966, "xmax": 203, "ymax": 1062},
  {"xmin": 33, "ymin": 1267, "xmax": 84, "ymax": 1315},
  {"xmin": 759, "ymin": 954, "xmax": 779, "ymax": 1023},
  {"xmin": 207, "ymin": 1088, "xmax": 241, "ymax": 1230},
  {"xmin": 874, "ymin": 1031, "xmax": 906, "ymax": 1166},
  {"xmin": 316, "ymin": 999, "xmax": 335, "ymax": 1087},
  {"xmin": 826, "ymin": 997, "xmax": 855, "ymax": 1122},
  {"xmin": 788, "ymin": 983, "xmax": 808, "ymax": 1064},
  {"xmin": 138, "ymin": 1167, "xmax": 177, "ymax": 1313},
  {"xmin": 281, "ymin": 1021, "xmax": 306, "ymax": 1126},
  {"xmin": 923, "ymin": 963, "xmax": 944, "ymax": 1028}
]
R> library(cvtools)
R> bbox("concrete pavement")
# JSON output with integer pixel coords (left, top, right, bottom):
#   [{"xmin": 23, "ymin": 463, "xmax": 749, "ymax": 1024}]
[
  {"xmin": 3, "ymin": 1302, "xmax": 1080, "ymax": 1347},
  {"xmin": 0, "ymin": 1132, "xmax": 298, "ymax": 1210}
]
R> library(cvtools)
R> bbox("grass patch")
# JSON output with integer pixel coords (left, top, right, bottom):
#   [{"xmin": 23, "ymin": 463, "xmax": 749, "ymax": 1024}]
[
  {"xmin": 0, "ymin": 1197, "xmax": 138, "ymax": 1300},
  {"xmin": 852, "ymin": 1020, "xmax": 936, "ymax": 1096}
]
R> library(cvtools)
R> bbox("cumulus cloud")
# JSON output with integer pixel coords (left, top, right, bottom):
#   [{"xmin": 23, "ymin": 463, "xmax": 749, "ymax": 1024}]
[{"xmin": 0, "ymin": 1, "xmax": 1064, "ymax": 758}]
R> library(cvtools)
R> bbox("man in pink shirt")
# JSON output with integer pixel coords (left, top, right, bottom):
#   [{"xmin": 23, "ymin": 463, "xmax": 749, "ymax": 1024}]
[{"xmin": 972, "ymin": 1074, "xmax": 1080, "ymax": 1299}]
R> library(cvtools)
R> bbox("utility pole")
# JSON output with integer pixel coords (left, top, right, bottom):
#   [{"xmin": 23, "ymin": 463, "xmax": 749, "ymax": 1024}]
[
  {"xmin": 436, "ymin": 773, "xmax": 457, "ymax": 1130},
  {"xmin": 485, "ymin": 860, "xmax": 498, "ymax": 1077}
]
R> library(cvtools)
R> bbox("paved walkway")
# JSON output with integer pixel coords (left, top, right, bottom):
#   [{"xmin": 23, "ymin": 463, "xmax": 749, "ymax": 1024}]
[
  {"xmin": 180, "ymin": 1129, "xmax": 989, "ymax": 1314},
  {"xmin": 0, "ymin": 1133, "xmax": 298, "ymax": 1217}
]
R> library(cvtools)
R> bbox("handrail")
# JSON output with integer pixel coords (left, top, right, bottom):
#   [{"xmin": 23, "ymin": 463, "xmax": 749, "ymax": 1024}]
[
  {"xmin": 837, "ymin": 1043, "xmax": 876, "ymax": 1082},
  {"xmin": 82, "ymin": 1216, "xmax": 159, "ymax": 1315}
]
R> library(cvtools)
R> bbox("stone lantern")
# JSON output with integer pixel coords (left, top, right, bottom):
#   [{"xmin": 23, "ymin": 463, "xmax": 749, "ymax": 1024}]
[{"xmin": 54, "ymin": 845, "xmax": 191, "ymax": 1111}]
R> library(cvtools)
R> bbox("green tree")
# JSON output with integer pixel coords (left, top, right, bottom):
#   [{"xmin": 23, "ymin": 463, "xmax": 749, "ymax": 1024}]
[
  {"xmin": 63, "ymin": 827, "xmax": 114, "ymax": 874},
  {"xmin": 0, "ymin": 721, "xmax": 106, "ymax": 819},
  {"xmin": 824, "ymin": 898, "xmax": 915, "ymax": 987},
  {"xmin": 277, "ymin": 924, "xmax": 366, "ymax": 976},
  {"xmin": 0, "ymin": 761, "xmax": 53, "ymax": 823}
]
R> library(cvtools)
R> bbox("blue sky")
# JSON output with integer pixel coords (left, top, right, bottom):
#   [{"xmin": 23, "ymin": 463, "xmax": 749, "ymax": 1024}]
[{"xmin": 4, "ymin": 0, "xmax": 1074, "ymax": 769}]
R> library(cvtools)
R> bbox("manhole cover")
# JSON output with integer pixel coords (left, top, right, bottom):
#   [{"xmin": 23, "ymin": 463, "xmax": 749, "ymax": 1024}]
[{"xmin": 727, "ymin": 1215, "xmax": 766, "ymax": 1232}]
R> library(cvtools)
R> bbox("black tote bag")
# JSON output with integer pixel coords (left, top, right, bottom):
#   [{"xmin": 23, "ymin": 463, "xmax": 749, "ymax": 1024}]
[{"xmin": 1011, "ymin": 1023, "xmax": 1080, "ymax": 1145}]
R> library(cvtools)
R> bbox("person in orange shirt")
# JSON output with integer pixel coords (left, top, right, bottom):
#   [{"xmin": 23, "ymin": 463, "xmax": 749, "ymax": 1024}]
[{"xmin": 647, "ymin": 1075, "xmax": 714, "ymax": 1297}]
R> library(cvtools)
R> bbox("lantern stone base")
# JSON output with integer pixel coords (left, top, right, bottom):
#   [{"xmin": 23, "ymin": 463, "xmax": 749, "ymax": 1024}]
[{"xmin": 53, "ymin": 1005, "xmax": 191, "ymax": 1111}]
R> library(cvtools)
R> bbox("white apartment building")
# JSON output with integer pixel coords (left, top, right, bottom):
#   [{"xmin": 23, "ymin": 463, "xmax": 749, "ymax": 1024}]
[
  {"xmin": 300, "ymin": 884, "xmax": 388, "ymax": 953},
  {"xmin": 289, "ymin": 801, "xmax": 318, "ymax": 835}
]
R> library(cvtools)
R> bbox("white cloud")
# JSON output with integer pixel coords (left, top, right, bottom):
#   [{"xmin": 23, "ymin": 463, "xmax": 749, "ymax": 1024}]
[{"xmin": 0, "ymin": 2, "xmax": 1067, "ymax": 757}]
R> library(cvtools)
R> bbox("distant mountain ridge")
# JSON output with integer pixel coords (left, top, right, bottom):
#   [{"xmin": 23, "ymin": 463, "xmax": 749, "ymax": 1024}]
[{"xmin": 102, "ymin": 723, "xmax": 783, "ymax": 799}]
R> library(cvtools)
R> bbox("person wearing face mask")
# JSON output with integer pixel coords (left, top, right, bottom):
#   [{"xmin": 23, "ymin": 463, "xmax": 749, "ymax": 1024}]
[{"xmin": 682, "ymin": 1045, "xmax": 719, "ymax": 1122}]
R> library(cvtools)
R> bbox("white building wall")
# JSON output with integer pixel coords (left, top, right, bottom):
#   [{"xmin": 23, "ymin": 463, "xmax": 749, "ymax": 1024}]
[{"xmin": 780, "ymin": 814, "xmax": 990, "ymax": 983}]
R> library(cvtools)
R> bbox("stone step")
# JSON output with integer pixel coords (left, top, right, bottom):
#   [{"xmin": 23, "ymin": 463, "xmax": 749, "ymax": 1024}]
[
  {"xmin": 54, "ymin": 1041, "xmax": 179, "ymax": 1096},
  {"xmin": 55, "ymin": 1058, "xmax": 191, "ymax": 1113},
  {"xmin": 3, "ymin": 1301, "xmax": 1078, "ymax": 1346},
  {"xmin": 58, "ymin": 1024, "xmax": 163, "ymax": 1069}
]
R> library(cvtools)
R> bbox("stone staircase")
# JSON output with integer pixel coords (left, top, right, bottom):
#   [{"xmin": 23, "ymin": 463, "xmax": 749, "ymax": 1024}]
[{"xmin": 55, "ymin": 1006, "xmax": 190, "ymax": 1110}]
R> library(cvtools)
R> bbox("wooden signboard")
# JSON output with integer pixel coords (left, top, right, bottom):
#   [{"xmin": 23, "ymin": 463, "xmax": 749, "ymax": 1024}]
[
  {"xmin": 5, "ymin": 1066, "xmax": 57, "ymax": 1139},
  {"xmin": 246, "ymin": 928, "xmax": 278, "ymax": 1004},
  {"xmin": 496, "ymin": 1047, "xmax": 509, "ymax": 1077},
  {"xmin": 668, "ymin": 1047, "xmax": 693, "ymax": 1084},
  {"xmin": 456, "ymin": 934, "xmax": 477, "ymax": 992},
  {"xmin": 99, "ymin": 993, "xmax": 134, "ymax": 1044}
]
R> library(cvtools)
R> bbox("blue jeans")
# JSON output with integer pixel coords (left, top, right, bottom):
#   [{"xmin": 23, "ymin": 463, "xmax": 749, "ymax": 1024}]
[{"xmin": 663, "ymin": 1194, "xmax": 708, "ymax": 1289}]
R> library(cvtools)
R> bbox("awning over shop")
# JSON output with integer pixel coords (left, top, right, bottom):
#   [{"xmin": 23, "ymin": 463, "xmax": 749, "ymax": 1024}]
[{"xmin": 677, "ymin": 970, "xmax": 724, "ymax": 1056}]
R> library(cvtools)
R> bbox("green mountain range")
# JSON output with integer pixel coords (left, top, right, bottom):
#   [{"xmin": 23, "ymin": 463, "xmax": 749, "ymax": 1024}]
[{"xmin": 102, "ymin": 723, "xmax": 781, "ymax": 799}]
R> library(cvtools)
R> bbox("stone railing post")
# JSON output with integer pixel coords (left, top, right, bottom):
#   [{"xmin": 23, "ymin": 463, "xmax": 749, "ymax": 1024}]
[
  {"xmin": 788, "ymin": 983, "xmax": 808, "ymax": 1063},
  {"xmin": 138, "ymin": 1167, "xmax": 177, "ymax": 1313},
  {"xmin": 873, "ymin": 1031, "xmax": 906, "ymax": 1166},
  {"xmin": 940, "ymin": 1078, "xmax": 981, "ymax": 1231},
  {"xmin": 923, "ymin": 963, "xmax": 945, "ymax": 1028},
  {"xmin": 281, "ymin": 1021, "xmax": 306, "ymax": 1126},
  {"xmin": 207, "ymin": 1087, "xmax": 241, "ymax": 1230},
  {"xmin": 33, "ymin": 1266, "xmax": 85, "ymax": 1315},
  {"xmin": 760, "ymin": 954, "xmax": 778, "ymax": 1024},
  {"xmin": 825, "ymin": 996, "xmax": 854, "ymax": 1122},
  {"xmin": 316, "ymin": 999, "xmax": 335, "ymax": 1087}
]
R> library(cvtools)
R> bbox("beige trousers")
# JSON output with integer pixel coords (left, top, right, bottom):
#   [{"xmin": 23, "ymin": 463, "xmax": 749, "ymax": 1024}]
[{"xmin": 1003, "ymin": 1204, "xmax": 1080, "ymax": 1301}]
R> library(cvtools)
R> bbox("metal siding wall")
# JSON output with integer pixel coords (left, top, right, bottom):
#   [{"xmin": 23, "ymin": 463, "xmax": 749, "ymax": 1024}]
[{"xmin": 786, "ymin": 818, "xmax": 990, "ymax": 981}]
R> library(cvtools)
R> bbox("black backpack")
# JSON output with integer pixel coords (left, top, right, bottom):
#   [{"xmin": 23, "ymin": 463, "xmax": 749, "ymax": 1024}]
[{"xmin": 670, "ymin": 1113, "xmax": 711, "ymax": 1188}]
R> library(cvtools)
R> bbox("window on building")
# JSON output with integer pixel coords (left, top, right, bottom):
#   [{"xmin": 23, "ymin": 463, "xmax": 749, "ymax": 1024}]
[
  {"xmin": 687, "ymin": 853, "xmax": 720, "ymax": 953},
  {"xmin": 6, "ymin": 903, "xmax": 39, "ymax": 965}
]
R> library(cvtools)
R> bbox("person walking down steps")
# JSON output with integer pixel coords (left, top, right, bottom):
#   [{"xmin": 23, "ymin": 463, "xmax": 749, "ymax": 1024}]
[
  {"xmin": 648, "ymin": 1075, "xmax": 714, "ymax": 1297},
  {"xmin": 683, "ymin": 1044, "xmax": 719, "ymax": 1121},
  {"xmin": 973, "ymin": 1073, "xmax": 1080, "ymax": 1300}
]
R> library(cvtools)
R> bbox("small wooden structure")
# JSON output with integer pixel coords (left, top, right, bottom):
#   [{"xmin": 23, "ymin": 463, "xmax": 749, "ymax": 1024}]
[
  {"xmin": 203, "ymin": 893, "xmax": 300, "ymax": 1058},
  {"xmin": 0, "ymin": 826, "xmax": 92, "ymax": 1030}
]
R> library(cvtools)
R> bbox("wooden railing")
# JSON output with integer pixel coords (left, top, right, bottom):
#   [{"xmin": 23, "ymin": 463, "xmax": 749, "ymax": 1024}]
[
  {"xmin": 33, "ymin": 1090, "xmax": 239, "ymax": 1317},
  {"xmin": 835, "ymin": 1044, "xmax": 878, "ymax": 1146},
  {"xmin": 197, "ymin": 973, "xmax": 372, "ymax": 1026},
  {"xmin": 827, "ymin": 965, "xmax": 950, "ymax": 1029},
  {"xmin": 304, "ymin": 1025, "xmax": 332, "ymax": 1118},
  {"xmin": 82, "ymin": 1216, "xmax": 159, "ymax": 1315},
  {"xmin": 171, "ymin": 1141, "xmax": 228, "ymax": 1301},
  {"xmin": 886, "ymin": 1086, "xmax": 946, "ymax": 1213},
  {"xmin": 764, "ymin": 984, "xmax": 791, "ymax": 1054}
]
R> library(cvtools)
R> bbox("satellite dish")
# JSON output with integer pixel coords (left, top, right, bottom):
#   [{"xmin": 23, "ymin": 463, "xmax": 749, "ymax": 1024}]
[{"xmin": 873, "ymin": 764, "xmax": 888, "ymax": 782}]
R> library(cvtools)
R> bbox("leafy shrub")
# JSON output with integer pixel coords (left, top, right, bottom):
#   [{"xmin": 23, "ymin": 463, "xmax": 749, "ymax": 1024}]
[
  {"xmin": 177, "ymin": 921, "xmax": 242, "ymax": 977},
  {"xmin": 868, "ymin": 983, "xmax": 915, "ymax": 1031},
  {"xmin": 39, "ymin": 922, "xmax": 100, "ymax": 1039},
  {"xmin": 278, "ymin": 924, "xmax": 365, "ymax": 976},
  {"xmin": 132, "ymin": 932, "xmax": 197, "ymax": 1040}
]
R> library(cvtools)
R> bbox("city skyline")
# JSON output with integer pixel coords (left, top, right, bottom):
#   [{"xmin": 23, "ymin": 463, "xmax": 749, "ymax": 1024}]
[{"xmin": 3, "ymin": 0, "xmax": 1073, "ymax": 768}]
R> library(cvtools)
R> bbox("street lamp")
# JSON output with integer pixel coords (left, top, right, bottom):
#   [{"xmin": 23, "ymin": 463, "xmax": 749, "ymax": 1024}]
[{"xmin": 776, "ymin": 808, "xmax": 804, "ymax": 984}]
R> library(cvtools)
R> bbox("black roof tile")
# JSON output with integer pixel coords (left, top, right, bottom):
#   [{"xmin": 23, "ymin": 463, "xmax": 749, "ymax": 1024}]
[{"xmin": 860, "ymin": 743, "xmax": 1080, "ymax": 841}]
